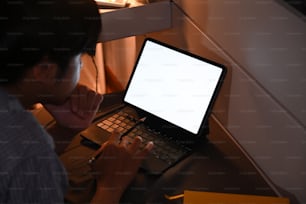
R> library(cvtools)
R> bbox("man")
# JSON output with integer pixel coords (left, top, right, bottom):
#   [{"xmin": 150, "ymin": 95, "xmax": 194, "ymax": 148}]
[{"xmin": 0, "ymin": 0, "xmax": 153, "ymax": 203}]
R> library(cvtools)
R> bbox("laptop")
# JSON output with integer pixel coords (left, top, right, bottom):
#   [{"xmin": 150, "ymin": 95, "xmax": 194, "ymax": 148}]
[{"xmin": 80, "ymin": 38, "xmax": 226, "ymax": 174}]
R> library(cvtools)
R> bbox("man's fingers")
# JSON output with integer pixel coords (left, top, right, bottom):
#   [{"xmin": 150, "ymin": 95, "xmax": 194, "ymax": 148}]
[
  {"xmin": 70, "ymin": 88, "xmax": 80, "ymax": 113},
  {"xmin": 128, "ymin": 136, "xmax": 142, "ymax": 152},
  {"xmin": 93, "ymin": 93, "xmax": 103, "ymax": 110},
  {"xmin": 70, "ymin": 84, "xmax": 103, "ymax": 117},
  {"xmin": 108, "ymin": 130, "xmax": 121, "ymax": 144},
  {"xmin": 86, "ymin": 91, "xmax": 103, "ymax": 116},
  {"xmin": 137, "ymin": 141, "xmax": 154, "ymax": 158},
  {"xmin": 78, "ymin": 85, "xmax": 88, "ymax": 115},
  {"xmin": 120, "ymin": 136, "xmax": 130, "ymax": 147},
  {"xmin": 70, "ymin": 84, "xmax": 85, "ymax": 113},
  {"xmin": 86, "ymin": 89, "xmax": 96, "ymax": 110}
]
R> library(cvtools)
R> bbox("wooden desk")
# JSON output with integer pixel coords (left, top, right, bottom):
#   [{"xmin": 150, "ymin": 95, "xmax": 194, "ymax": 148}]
[{"xmin": 34, "ymin": 92, "xmax": 294, "ymax": 203}]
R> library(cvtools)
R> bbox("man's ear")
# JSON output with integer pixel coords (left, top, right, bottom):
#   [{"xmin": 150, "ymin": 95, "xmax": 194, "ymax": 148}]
[{"xmin": 31, "ymin": 60, "xmax": 58, "ymax": 84}]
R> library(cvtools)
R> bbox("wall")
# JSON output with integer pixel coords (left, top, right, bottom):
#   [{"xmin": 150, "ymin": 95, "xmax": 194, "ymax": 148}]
[{"xmin": 145, "ymin": 1, "xmax": 306, "ymax": 203}]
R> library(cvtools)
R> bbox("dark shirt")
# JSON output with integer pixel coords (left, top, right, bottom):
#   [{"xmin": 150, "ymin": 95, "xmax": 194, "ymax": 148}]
[{"xmin": 0, "ymin": 89, "xmax": 68, "ymax": 203}]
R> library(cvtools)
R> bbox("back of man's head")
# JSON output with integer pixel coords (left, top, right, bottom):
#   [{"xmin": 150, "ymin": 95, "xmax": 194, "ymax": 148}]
[{"xmin": 0, "ymin": 0, "xmax": 101, "ymax": 84}]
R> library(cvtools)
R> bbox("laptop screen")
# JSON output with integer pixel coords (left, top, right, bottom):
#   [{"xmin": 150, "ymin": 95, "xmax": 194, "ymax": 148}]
[{"xmin": 124, "ymin": 39, "xmax": 226, "ymax": 135}]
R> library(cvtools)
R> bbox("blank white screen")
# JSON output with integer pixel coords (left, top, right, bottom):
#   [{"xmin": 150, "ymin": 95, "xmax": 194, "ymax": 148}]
[{"xmin": 124, "ymin": 40, "xmax": 223, "ymax": 134}]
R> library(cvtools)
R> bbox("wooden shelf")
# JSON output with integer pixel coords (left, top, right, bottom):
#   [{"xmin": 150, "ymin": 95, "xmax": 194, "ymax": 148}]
[{"xmin": 98, "ymin": 0, "xmax": 171, "ymax": 42}]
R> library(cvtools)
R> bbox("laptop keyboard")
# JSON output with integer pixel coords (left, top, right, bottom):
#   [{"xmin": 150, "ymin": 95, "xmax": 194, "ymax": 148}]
[{"xmin": 96, "ymin": 110, "xmax": 191, "ymax": 165}]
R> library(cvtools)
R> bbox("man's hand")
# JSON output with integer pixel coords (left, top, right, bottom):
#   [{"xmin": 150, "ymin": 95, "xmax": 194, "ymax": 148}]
[
  {"xmin": 44, "ymin": 84, "xmax": 103, "ymax": 130},
  {"xmin": 90, "ymin": 131, "xmax": 154, "ymax": 204}
]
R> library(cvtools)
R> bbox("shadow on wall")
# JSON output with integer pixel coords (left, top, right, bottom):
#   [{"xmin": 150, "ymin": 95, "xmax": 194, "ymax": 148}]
[{"xmin": 145, "ymin": 1, "xmax": 232, "ymax": 126}]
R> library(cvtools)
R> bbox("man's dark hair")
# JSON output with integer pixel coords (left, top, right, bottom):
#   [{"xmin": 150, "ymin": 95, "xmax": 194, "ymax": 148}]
[{"xmin": 0, "ymin": 0, "xmax": 101, "ymax": 84}]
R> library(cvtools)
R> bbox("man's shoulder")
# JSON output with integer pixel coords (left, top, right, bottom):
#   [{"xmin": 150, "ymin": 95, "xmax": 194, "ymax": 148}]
[{"xmin": 0, "ymin": 89, "xmax": 58, "ymax": 173}]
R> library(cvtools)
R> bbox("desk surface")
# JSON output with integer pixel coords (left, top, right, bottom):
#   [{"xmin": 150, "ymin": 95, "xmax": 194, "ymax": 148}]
[{"xmin": 38, "ymin": 92, "xmax": 294, "ymax": 203}]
